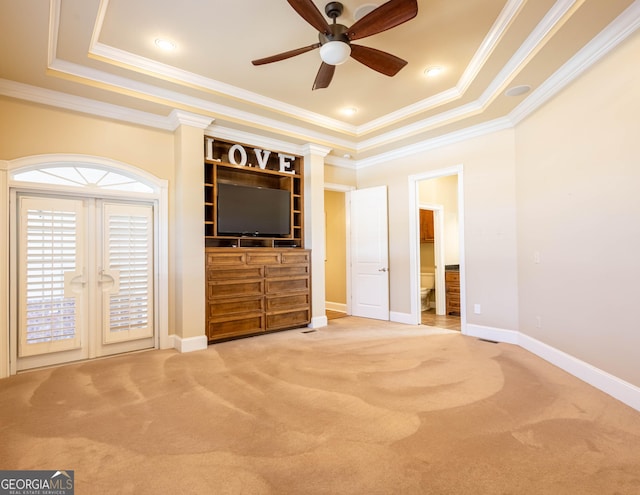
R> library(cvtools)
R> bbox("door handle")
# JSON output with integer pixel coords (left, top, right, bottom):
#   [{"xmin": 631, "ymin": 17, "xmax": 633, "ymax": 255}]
[
  {"xmin": 98, "ymin": 269, "xmax": 120, "ymax": 293},
  {"xmin": 64, "ymin": 270, "xmax": 86, "ymax": 296},
  {"xmin": 378, "ymin": 267, "xmax": 388, "ymax": 272}
]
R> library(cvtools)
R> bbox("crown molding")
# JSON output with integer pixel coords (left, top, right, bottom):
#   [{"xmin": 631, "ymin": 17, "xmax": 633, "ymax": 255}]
[
  {"xmin": 0, "ymin": 78, "xmax": 174, "ymax": 130},
  {"xmin": 355, "ymin": 117, "xmax": 513, "ymax": 170},
  {"xmin": 168, "ymin": 110, "xmax": 213, "ymax": 130},
  {"xmin": 301, "ymin": 143, "xmax": 332, "ymax": 158},
  {"xmin": 510, "ymin": 0, "xmax": 640, "ymax": 126},
  {"xmin": 324, "ymin": 155, "xmax": 358, "ymax": 170}
]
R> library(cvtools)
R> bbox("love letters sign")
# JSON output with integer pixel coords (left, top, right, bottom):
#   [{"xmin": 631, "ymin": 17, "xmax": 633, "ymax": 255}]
[{"xmin": 205, "ymin": 137, "xmax": 298, "ymax": 175}]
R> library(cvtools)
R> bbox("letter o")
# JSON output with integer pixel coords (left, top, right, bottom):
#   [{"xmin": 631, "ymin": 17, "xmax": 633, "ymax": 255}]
[{"xmin": 228, "ymin": 144, "xmax": 247, "ymax": 166}]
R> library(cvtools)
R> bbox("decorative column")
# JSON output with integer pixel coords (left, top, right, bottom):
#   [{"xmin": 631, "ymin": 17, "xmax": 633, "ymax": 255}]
[
  {"xmin": 0, "ymin": 160, "xmax": 8, "ymax": 377},
  {"xmin": 302, "ymin": 143, "xmax": 332, "ymax": 328},
  {"xmin": 170, "ymin": 110, "xmax": 214, "ymax": 352}
]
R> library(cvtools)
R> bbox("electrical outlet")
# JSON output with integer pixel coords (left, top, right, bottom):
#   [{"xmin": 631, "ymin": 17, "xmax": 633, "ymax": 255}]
[
  {"xmin": 534, "ymin": 251, "xmax": 541, "ymax": 264},
  {"xmin": 474, "ymin": 304, "xmax": 481, "ymax": 314},
  {"xmin": 536, "ymin": 316, "xmax": 542, "ymax": 328}
]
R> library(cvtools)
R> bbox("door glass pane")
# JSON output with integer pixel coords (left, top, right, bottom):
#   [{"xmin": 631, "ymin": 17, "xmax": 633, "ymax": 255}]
[
  {"xmin": 103, "ymin": 203, "xmax": 154, "ymax": 342},
  {"xmin": 19, "ymin": 197, "xmax": 84, "ymax": 356}
]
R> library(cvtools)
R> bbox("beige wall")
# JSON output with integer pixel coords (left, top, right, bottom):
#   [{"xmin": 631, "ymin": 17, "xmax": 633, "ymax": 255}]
[
  {"xmin": 357, "ymin": 129, "xmax": 519, "ymax": 331},
  {"xmin": 0, "ymin": 98, "xmax": 174, "ymax": 176},
  {"xmin": 324, "ymin": 190, "xmax": 347, "ymax": 307},
  {"xmin": 325, "ymin": 163, "xmax": 357, "ymax": 186},
  {"xmin": 515, "ymin": 30, "xmax": 640, "ymax": 386}
]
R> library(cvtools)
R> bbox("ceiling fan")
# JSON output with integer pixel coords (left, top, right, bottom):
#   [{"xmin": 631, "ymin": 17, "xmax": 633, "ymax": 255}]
[{"xmin": 251, "ymin": 0, "xmax": 418, "ymax": 90}]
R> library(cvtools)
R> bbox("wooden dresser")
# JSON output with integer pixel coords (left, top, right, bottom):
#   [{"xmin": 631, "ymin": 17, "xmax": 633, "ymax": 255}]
[
  {"xmin": 205, "ymin": 247, "xmax": 311, "ymax": 342},
  {"xmin": 445, "ymin": 270, "xmax": 460, "ymax": 316}
]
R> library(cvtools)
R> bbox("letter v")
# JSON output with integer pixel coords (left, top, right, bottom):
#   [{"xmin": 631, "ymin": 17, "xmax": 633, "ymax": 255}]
[{"xmin": 253, "ymin": 149, "xmax": 271, "ymax": 169}]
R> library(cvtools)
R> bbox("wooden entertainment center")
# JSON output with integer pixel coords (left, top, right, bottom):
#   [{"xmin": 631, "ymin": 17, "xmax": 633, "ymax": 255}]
[{"xmin": 204, "ymin": 138, "xmax": 311, "ymax": 342}]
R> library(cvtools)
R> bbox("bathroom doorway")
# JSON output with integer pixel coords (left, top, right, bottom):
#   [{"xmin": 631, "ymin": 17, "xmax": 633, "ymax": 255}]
[
  {"xmin": 418, "ymin": 205, "xmax": 445, "ymax": 315},
  {"xmin": 408, "ymin": 167, "xmax": 465, "ymax": 331}
]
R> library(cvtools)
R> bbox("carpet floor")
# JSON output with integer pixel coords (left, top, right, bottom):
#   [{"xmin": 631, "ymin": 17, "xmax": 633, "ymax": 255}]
[{"xmin": 1, "ymin": 317, "xmax": 640, "ymax": 494}]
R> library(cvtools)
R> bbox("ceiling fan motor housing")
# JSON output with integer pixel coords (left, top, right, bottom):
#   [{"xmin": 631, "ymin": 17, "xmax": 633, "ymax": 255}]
[
  {"xmin": 319, "ymin": 23, "xmax": 349, "ymax": 44},
  {"xmin": 325, "ymin": 2, "xmax": 344, "ymax": 20}
]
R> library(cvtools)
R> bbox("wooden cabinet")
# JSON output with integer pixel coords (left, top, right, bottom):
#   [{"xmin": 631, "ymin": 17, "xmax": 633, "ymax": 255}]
[
  {"xmin": 420, "ymin": 209, "xmax": 434, "ymax": 243},
  {"xmin": 206, "ymin": 248, "xmax": 311, "ymax": 342},
  {"xmin": 445, "ymin": 270, "xmax": 460, "ymax": 315}
]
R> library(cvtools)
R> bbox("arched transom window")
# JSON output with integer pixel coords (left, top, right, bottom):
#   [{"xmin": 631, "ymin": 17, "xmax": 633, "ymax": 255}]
[{"xmin": 12, "ymin": 164, "xmax": 155, "ymax": 194}]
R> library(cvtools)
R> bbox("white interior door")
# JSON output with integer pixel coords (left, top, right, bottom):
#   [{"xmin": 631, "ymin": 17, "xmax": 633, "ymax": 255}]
[
  {"xmin": 16, "ymin": 195, "xmax": 155, "ymax": 370},
  {"xmin": 350, "ymin": 186, "xmax": 390, "ymax": 320}
]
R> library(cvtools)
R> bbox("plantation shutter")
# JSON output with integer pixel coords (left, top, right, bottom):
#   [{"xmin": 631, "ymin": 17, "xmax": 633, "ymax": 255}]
[
  {"xmin": 18, "ymin": 197, "xmax": 85, "ymax": 357},
  {"xmin": 101, "ymin": 203, "xmax": 154, "ymax": 343}
]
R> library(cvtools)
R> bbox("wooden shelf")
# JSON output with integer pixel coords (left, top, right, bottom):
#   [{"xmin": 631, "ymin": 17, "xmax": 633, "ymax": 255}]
[
  {"xmin": 204, "ymin": 138, "xmax": 304, "ymax": 249},
  {"xmin": 203, "ymin": 138, "xmax": 310, "ymax": 342}
]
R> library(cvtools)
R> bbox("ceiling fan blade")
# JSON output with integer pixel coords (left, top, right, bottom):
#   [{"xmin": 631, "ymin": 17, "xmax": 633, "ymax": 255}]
[
  {"xmin": 287, "ymin": 0, "xmax": 331, "ymax": 35},
  {"xmin": 252, "ymin": 43, "xmax": 321, "ymax": 65},
  {"xmin": 347, "ymin": 0, "xmax": 418, "ymax": 41},
  {"xmin": 349, "ymin": 44, "xmax": 408, "ymax": 77},
  {"xmin": 312, "ymin": 62, "xmax": 335, "ymax": 90}
]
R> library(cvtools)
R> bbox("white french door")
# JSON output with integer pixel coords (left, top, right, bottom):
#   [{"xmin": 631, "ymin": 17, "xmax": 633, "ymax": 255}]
[{"xmin": 16, "ymin": 194, "xmax": 155, "ymax": 371}]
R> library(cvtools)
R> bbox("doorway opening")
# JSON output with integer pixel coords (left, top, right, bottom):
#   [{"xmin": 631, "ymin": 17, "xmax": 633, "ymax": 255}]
[
  {"xmin": 324, "ymin": 183, "xmax": 353, "ymax": 320},
  {"xmin": 408, "ymin": 166, "xmax": 465, "ymax": 332}
]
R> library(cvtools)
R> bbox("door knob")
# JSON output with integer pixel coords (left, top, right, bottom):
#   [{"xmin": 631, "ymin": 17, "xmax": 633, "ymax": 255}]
[{"xmin": 378, "ymin": 267, "xmax": 388, "ymax": 272}]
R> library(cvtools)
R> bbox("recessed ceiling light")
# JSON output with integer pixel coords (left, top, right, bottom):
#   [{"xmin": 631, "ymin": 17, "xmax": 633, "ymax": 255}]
[
  {"xmin": 341, "ymin": 107, "xmax": 358, "ymax": 116},
  {"xmin": 155, "ymin": 38, "xmax": 176, "ymax": 51},
  {"xmin": 424, "ymin": 66, "xmax": 443, "ymax": 77},
  {"xmin": 505, "ymin": 84, "xmax": 531, "ymax": 97},
  {"xmin": 354, "ymin": 4, "xmax": 379, "ymax": 22}
]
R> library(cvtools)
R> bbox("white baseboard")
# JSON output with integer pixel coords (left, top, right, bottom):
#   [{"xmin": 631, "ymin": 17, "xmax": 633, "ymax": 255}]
[
  {"xmin": 325, "ymin": 301, "xmax": 347, "ymax": 313},
  {"xmin": 172, "ymin": 334, "xmax": 208, "ymax": 353},
  {"xmin": 309, "ymin": 315, "xmax": 328, "ymax": 328},
  {"xmin": 390, "ymin": 311, "xmax": 415, "ymax": 325},
  {"xmin": 466, "ymin": 323, "xmax": 640, "ymax": 412},
  {"xmin": 518, "ymin": 333, "xmax": 640, "ymax": 412},
  {"xmin": 464, "ymin": 323, "xmax": 519, "ymax": 344}
]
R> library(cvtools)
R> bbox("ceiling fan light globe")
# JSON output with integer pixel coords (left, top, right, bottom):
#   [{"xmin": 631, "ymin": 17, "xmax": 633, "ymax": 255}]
[{"xmin": 320, "ymin": 41, "xmax": 351, "ymax": 65}]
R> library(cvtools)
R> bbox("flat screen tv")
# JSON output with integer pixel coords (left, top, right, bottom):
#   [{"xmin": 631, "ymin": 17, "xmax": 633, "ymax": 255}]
[{"xmin": 217, "ymin": 182, "xmax": 291, "ymax": 237}]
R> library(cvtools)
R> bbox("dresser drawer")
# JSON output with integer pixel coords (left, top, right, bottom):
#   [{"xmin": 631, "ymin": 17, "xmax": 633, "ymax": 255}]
[
  {"xmin": 206, "ymin": 251, "xmax": 246, "ymax": 265},
  {"xmin": 266, "ymin": 309, "xmax": 310, "ymax": 331},
  {"xmin": 265, "ymin": 264, "xmax": 310, "ymax": 278},
  {"xmin": 246, "ymin": 251, "xmax": 281, "ymax": 265},
  {"xmin": 208, "ymin": 266, "xmax": 263, "ymax": 281},
  {"xmin": 208, "ymin": 279, "xmax": 264, "ymax": 298},
  {"xmin": 208, "ymin": 314, "xmax": 264, "ymax": 340},
  {"xmin": 266, "ymin": 292, "xmax": 310, "ymax": 311},
  {"xmin": 445, "ymin": 271, "xmax": 459, "ymax": 282},
  {"xmin": 265, "ymin": 276, "xmax": 309, "ymax": 294},
  {"xmin": 208, "ymin": 296, "xmax": 264, "ymax": 317},
  {"xmin": 281, "ymin": 250, "xmax": 310, "ymax": 264}
]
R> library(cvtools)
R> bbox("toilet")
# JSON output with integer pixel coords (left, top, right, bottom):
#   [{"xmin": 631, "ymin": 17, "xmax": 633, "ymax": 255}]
[{"xmin": 420, "ymin": 272, "xmax": 435, "ymax": 311}]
